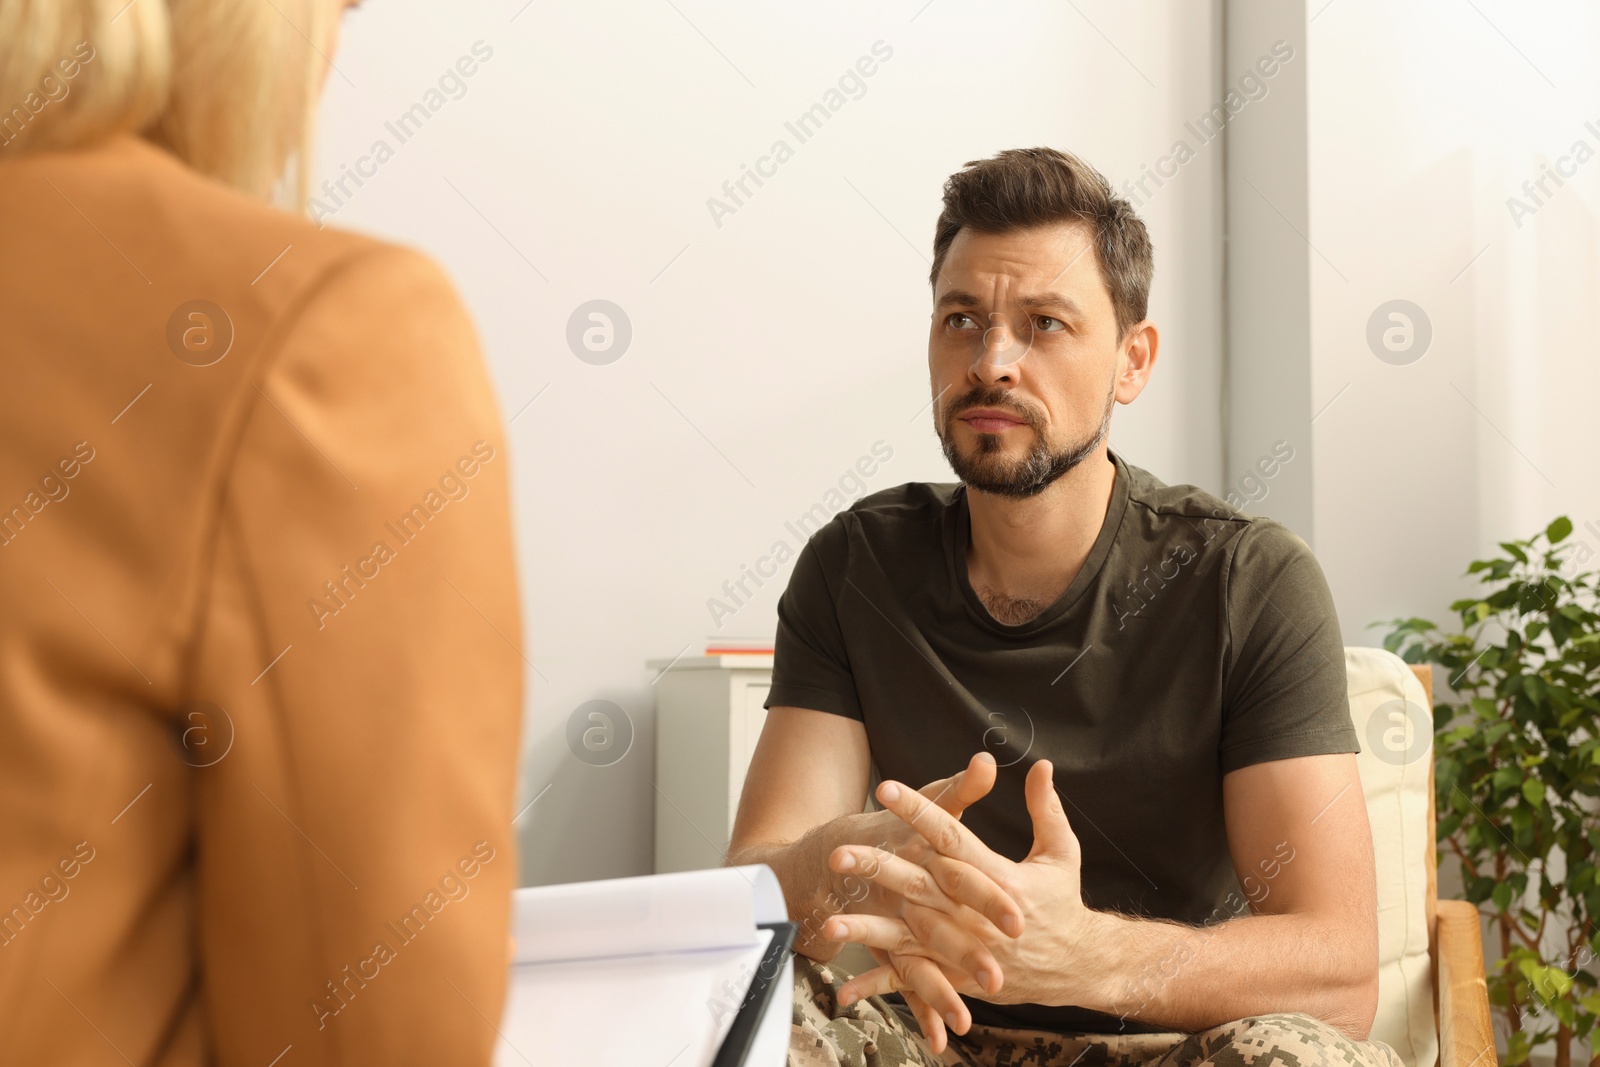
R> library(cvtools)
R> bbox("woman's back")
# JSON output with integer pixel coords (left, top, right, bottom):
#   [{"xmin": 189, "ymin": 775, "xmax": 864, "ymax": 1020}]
[{"xmin": 0, "ymin": 133, "xmax": 522, "ymax": 1066}]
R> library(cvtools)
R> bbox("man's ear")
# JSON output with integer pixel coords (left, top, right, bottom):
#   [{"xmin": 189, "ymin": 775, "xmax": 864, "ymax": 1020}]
[{"xmin": 1114, "ymin": 320, "xmax": 1159, "ymax": 404}]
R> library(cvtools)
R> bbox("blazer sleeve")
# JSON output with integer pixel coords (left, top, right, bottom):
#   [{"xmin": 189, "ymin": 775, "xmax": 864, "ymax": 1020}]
[{"xmin": 185, "ymin": 245, "xmax": 523, "ymax": 1066}]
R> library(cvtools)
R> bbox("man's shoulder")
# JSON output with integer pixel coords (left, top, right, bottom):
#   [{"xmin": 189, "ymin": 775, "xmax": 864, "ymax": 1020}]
[
  {"xmin": 1118, "ymin": 456, "xmax": 1315, "ymax": 568},
  {"xmin": 850, "ymin": 480, "xmax": 960, "ymax": 518},
  {"xmin": 1121, "ymin": 456, "xmax": 1236, "ymax": 523},
  {"xmin": 803, "ymin": 481, "xmax": 956, "ymax": 559}
]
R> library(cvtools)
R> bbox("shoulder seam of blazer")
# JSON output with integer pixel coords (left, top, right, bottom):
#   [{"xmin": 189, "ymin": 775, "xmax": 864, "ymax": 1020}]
[{"xmin": 167, "ymin": 243, "xmax": 443, "ymax": 703}]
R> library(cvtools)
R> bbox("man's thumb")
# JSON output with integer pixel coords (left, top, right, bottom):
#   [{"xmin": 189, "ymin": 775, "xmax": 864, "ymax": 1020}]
[{"xmin": 1023, "ymin": 759, "xmax": 1078, "ymax": 862}]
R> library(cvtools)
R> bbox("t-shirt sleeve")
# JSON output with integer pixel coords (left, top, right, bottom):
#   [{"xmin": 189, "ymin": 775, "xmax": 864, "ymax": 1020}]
[
  {"xmin": 1219, "ymin": 520, "xmax": 1358, "ymax": 774},
  {"xmin": 765, "ymin": 528, "xmax": 863, "ymax": 720}
]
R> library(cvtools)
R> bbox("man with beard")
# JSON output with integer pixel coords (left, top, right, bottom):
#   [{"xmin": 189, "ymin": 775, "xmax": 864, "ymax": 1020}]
[{"xmin": 727, "ymin": 148, "xmax": 1401, "ymax": 1067}]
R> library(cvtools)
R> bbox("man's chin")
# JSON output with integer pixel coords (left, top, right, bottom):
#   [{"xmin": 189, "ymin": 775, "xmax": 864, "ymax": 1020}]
[
  {"xmin": 941, "ymin": 434, "xmax": 1104, "ymax": 499},
  {"xmin": 946, "ymin": 454, "xmax": 1047, "ymax": 496}
]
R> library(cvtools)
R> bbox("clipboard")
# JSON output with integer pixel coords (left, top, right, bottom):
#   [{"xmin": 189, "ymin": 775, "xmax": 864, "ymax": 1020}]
[
  {"xmin": 712, "ymin": 920, "xmax": 797, "ymax": 1067},
  {"xmin": 494, "ymin": 865, "xmax": 793, "ymax": 1067}
]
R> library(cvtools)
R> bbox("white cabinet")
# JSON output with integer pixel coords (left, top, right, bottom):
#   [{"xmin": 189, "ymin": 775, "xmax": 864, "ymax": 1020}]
[{"xmin": 650, "ymin": 655, "xmax": 773, "ymax": 873}]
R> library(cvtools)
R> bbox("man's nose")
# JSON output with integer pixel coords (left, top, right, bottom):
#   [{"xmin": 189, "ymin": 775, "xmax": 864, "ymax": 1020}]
[{"xmin": 973, "ymin": 316, "xmax": 1027, "ymax": 382}]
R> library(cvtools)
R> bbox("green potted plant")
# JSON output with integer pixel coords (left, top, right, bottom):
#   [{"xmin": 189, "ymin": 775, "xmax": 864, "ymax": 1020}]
[{"xmin": 1381, "ymin": 517, "xmax": 1600, "ymax": 1067}]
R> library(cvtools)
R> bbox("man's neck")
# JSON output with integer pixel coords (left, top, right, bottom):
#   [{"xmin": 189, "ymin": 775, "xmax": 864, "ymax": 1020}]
[{"xmin": 965, "ymin": 447, "xmax": 1118, "ymax": 624}]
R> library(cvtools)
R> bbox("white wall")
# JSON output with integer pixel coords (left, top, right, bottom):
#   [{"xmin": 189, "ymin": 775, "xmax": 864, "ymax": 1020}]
[
  {"xmin": 1289, "ymin": 7, "xmax": 1600, "ymax": 1058},
  {"xmin": 314, "ymin": 0, "xmax": 1227, "ymax": 886},
  {"xmin": 1223, "ymin": 0, "xmax": 1315, "ymax": 536},
  {"xmin": 1303, "ymin": 0, "xmax": 1600, "ymax": 660}
]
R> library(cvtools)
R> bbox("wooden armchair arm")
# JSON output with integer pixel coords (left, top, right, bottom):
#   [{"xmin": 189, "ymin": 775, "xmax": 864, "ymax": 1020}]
[
  {"xmin": 1411, "ymin": 665, "xmax": 1496, "ymax": 1067},
  {"xmin": 1435, "ymin": 899, "xmax": 1495, "ymax": 1067}
]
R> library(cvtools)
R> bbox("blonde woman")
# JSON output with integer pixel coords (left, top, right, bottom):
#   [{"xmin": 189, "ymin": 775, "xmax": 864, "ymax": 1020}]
[{"xmin": 0, "ymin": 2, "xmax": 523, "ymax": 1064}]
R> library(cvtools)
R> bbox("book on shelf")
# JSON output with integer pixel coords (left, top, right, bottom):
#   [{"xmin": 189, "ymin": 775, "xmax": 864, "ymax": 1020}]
[{"xmin": 703, "ymin": 637, "xmax": 774, "ymax": 656}]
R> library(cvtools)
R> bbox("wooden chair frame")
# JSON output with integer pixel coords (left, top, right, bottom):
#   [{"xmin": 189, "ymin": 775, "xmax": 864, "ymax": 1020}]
[{"xmin": 1413, "ymin": 663, "xmax": 1496, "ymax": 1067}]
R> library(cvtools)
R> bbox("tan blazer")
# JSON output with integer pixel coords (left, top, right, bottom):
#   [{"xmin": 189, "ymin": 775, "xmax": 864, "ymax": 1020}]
[{"xmin": 0, "ymin": 135, "xmax": 523, "ymax": 1065}]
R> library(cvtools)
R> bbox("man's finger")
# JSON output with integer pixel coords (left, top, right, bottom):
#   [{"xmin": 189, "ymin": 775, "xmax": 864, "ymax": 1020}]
[
  {"xmin": 836, "ymin": 961, "xmax": 899, "ymax": 1005},
  {"xmin": 901, "ymin": 988, "xmax": 949, "ymax": 1056},
  {"xmin": 832, "ymin": 846, "xmax": 1009, "ymax": 928},
  {"xmin": 824, "ymin": 913, "xmax": 916, "ymax": 955},
  {"xmin": 1022, "ymin": 759, "xmax": 1080, "ymax": 864},
  {"xmin": 919, "ymin": 751, "xmax": 998, "ymax": 818},
  {"xmin": 890, "ymin": 951, "xmax": 971, "ymax": 1041},
  {"xmin": 836, "ymin": 963, "xmax": 950, "ymax": 1053},
  {"xmin": 877, "ymin": 777, "xmax": 1010, "ymax": 881},
  {"xmin": 823, "ymin": 910, "xmax": 1002, "ymax": 996},
  {"xmin": 924, "ymin": 854, "xmax": 1024, "ymax": 939},
  {"xmin": 839, "ymin": 954, "xmax": 969, "ymax": 1036},
  {"xmin": 832, "ymin": 847, "xmax": 954, "ymax": 911},
  {"xmin": 900, "ymin": 902, "xmax": 1005, "ymax": 996}
]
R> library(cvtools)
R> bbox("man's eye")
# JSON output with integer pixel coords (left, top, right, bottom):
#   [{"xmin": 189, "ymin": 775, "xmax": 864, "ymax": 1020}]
[
  {"xmin": 947, "ymin": 313, "xmax": 978, "ymax": 329},
  {"xmin": 1035, "ymin": 316, "xmax": 1065, "ymax": 332}
]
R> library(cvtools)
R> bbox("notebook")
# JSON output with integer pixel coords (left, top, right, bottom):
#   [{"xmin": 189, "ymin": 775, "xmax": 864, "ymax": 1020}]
[{"xmin": 495, "ymin": 864, "xmax": 793, "ymax": 1067}]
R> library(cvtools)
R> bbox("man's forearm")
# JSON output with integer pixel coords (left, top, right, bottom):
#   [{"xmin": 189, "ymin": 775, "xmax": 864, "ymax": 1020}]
[
  {"xmin": 1070, "ymin": 909, "xmax": 1379, "ymax": 1039},
  {"xmin": 727, "ymin": 816, "xmax": 871, "ymax": 961}
]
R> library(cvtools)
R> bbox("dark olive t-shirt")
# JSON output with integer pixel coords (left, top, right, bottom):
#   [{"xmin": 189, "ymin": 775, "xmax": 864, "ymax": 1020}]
[{"xmin": 765, "ymin": 449, "xmax": 1358, "ymax": 1035}]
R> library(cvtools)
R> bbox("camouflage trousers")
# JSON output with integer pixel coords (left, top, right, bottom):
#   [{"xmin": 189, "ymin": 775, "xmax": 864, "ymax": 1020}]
[{"xmin": 789, "ymin": 955, "xmax": 1408, "ymax": 1067}]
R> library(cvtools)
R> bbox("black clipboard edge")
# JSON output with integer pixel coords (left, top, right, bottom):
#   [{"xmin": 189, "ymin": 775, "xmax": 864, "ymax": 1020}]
[{"xmin": 710, "ymin": 920, "xmax": 798, "ymax": 1067}]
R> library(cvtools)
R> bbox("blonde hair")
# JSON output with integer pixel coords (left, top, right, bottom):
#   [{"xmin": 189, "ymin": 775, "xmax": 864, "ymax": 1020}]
[{"xmin": 0, "ymin": 0, "xmax": 342, "ymax": 204}]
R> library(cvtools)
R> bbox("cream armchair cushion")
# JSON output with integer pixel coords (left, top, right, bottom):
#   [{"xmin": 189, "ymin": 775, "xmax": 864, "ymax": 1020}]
[{"xmin": 1347, "ymin": 646, "xmax": 1438, "ymax": 1067}]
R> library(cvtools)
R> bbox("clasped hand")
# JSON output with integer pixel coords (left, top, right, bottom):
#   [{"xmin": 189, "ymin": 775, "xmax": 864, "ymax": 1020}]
[{"xmin": 820, "ymin": 752, "xmax": 1099, "ymax": 1054}]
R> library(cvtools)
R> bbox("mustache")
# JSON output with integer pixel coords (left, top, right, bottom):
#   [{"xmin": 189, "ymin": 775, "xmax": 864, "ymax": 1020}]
[{"xmin": 941, "ymin": 388, "xmax": 1043, "ymax": 430}]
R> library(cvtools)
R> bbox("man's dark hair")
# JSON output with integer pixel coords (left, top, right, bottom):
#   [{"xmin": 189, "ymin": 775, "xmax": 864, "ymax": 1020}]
[{"xmin": 929, "ymin": 147, "xmax": 1154, "ymax": 341}]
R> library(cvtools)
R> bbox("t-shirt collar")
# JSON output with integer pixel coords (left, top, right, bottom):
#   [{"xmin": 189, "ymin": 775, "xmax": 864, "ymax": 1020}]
[{"xmin": 950, "ymin": 448, "xmax": 1132, "ymax": 636}]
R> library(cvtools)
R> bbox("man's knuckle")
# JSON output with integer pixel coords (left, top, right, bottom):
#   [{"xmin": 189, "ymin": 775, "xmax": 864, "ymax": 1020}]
[{"xmin": 940, "ymin": 862, "xmax": 965, "ymax": 894}]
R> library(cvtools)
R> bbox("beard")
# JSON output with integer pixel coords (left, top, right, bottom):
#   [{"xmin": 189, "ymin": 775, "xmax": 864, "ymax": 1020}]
[{"xmin": 937, "ymin": 377, "xmax": 1116, "ymax": 499}]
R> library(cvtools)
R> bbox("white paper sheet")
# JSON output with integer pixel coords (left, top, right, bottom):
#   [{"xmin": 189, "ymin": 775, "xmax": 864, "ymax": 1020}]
[{"xmin": 495, "ymin": 865, "xmax": 790, "ymax": 1067}]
